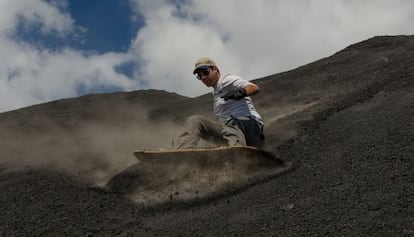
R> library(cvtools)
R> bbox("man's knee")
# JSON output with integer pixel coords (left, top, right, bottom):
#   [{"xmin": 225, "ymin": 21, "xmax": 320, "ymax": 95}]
[
  {"xmin": 185, "ymin": 115, "xmax": 205, "ymax": 124},
  {"xmin": 222, "ymin": 122, "xmax": 247, "ymax": 146},
  {"xmin": 187, "ymin": 115, "xmax": 205, "ymax": 122}
]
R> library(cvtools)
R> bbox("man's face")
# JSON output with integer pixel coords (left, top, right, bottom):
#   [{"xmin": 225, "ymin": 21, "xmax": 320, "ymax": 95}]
[{"xmin": 195, "ymin": 67, "xmax": 219, "ymax": 88}]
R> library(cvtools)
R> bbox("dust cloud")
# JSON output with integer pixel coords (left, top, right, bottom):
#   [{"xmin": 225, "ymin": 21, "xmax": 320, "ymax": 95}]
[
  {"xmin": 0, "ymin": 91, "xmax": 303, "ymax": 207},
  {"xmin": 0, "ymin": 115, "xmax": 290, "ymax": 207},
  {"xmin": 0, "ymin": 95, "xmax": 300, "ymax": 207},
  {"xmin": 0, "ymin": 116, "xmax": 181, "ymax": 185},
  {"xmin": 105, "ymin": 147, "xmax": 290, "ymax": 206}
]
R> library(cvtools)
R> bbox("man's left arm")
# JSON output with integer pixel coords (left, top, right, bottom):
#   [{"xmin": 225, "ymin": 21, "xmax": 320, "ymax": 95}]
[
  {"xmin": 245, "ymin": 84, "xmax": 260, "ymax": 96},
  {"xmin": 222, "ymin": 83, "xmax": 260, "ymax": 100}
]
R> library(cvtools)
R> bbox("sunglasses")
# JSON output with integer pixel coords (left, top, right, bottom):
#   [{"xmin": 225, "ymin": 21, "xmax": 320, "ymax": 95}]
[{"xmin": 196, "ymin": 68, "xmax": 210, "ymax": 80}]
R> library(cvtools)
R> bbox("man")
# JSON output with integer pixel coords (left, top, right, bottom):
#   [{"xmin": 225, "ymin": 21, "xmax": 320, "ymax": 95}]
[{"xmin": 175, "ymin": 57, "xmax": 264, "ymax": 149}]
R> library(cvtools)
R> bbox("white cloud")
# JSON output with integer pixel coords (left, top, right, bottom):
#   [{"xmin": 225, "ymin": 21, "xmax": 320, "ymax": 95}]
[
  {"xmin": 129, "ymin": 0, "xmax": 414, "ymax": 95},
  {"xmin": 0, "ymin": 41, "xmax": 136, "ymax": 111},
  {"xmin": 0, "ymin": 0, "xmax": 137, "ymax": 112},
  {"xmin": 0, "ymin": 0, "xmax": 73, "ymax": 36}
]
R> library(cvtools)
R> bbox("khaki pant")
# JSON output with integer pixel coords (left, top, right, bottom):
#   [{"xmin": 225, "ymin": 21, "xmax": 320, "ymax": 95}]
[{"xmin": 175, "ymin": 115, "xmax": 264, "ymax": 149}]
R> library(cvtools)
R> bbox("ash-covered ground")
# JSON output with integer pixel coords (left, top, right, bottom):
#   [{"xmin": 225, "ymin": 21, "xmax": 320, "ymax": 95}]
[{"xmin": 0, "ymin": 35, "xmax": 413, "ymax": 236}]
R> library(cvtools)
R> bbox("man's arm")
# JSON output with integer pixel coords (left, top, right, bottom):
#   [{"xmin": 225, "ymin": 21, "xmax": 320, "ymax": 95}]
[
  {"xmin": 245, "ymin": 84, "xmax": 260, "ymax": 96},
  {"xmin": 221, "ymin": 83, "xmax": 260, "ymax": 100}
]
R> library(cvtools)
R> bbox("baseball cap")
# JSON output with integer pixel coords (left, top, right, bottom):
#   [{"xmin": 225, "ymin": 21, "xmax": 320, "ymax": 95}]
[{"xmin": 193, "ymin": 57, "xmax": 216, "ymax": 74}]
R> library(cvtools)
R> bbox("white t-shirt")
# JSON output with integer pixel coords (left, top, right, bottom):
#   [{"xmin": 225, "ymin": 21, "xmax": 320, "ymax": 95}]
[{"xmin": 213, "ymin": 74, "xmax": 263, "ymax": 124}]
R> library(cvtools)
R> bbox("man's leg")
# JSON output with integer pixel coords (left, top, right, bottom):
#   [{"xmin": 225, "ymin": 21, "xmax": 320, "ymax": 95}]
[
  {"xmin": 222, "ymin": 119, "xmax": 247, "ymax": 146},
  {"xmin": 241, "ymin": 119, "xmax": 265, "ymax": 148},
  {"xmin": 223, "ymin": 117, "xmax": 265, "ymax": 148},
  {"xmin": 175, "ymin": 115, "xmax": 225, "ymax": 149}
]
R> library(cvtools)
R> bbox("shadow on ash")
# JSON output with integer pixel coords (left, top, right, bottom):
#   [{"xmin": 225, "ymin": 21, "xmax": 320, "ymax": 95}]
[{"xmin": 104, "ymin": 146, "xmax": 292, "ymax": 206}]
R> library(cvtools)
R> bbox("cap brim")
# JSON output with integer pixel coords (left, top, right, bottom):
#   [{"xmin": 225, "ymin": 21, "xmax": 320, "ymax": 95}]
[{"xmin": 193, "ymin": 65, "xmax": 211, "ymax": 74}]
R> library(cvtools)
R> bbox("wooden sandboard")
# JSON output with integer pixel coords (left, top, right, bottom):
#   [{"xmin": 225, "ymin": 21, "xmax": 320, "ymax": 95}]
[{"xmin": 133, "ymin": 145, "xmax": 283, "ymax": 166}]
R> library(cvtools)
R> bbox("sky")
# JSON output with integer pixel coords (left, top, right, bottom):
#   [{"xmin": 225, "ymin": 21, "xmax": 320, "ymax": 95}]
[{"xmin": 1, "ymin": 0, "xmax": 414, "ymax": 112}]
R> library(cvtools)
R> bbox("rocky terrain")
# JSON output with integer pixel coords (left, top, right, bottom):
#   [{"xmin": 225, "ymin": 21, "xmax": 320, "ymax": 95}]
[{"xmin": 0, "ymin": 35, "xmax": 413, "ymax": 236}]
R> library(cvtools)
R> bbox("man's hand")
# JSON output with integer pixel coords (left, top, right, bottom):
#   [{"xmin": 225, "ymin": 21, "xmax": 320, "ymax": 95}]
[{"xmin": 221, "ymin": 88, "xmax": 247, "ymax": 101}]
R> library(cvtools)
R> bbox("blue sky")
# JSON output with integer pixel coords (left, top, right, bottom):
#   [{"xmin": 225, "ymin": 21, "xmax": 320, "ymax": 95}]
[
  {"xmin": 14, "ymin": 0, "xmax": 141, "ymax": 53},
  {"xmin": 67, "ymin": 0, "xmax": 141, "ymax": 53},
  {"xmin": 1, "ymin": 0, "xmax": 414, "ymax": 112}
]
